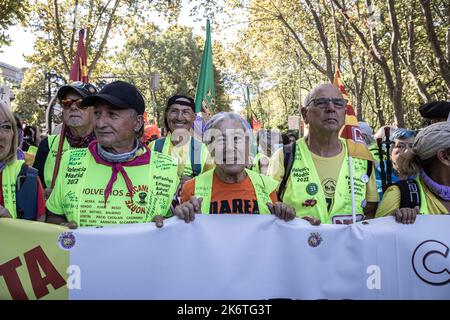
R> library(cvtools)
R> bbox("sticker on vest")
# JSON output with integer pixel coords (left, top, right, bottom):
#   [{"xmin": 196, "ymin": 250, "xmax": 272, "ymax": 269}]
[
  {"xmin": 125, "ymin": 185, "xmax": 151, "ymax": 214},
  {"xmin": 360, "ymin": 174, "xmax": 369, "ymax": 184},
  {"xmin": 302, "ymin": 199, "xmax": 317, "ymax": 207},
  {"xmin": 306, "ymin": 182, "xmax": 318, "ymax": 195},
  {"xmin": 322, "ymin": 179, "xmax": 336, "ymax": 197}
]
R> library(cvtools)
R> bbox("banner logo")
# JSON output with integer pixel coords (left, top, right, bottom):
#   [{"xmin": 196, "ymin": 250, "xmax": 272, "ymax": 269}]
[
  {"xmin": 308, "ymin": 233, "xmax": 323, "ymax": 247},
  {"xmin": 58, "ymin": 232, "xmax": 76, "ymax": 250},
  {"xmin": 412, "ymin": 240, "xmax": 450, "ymax": 286}
]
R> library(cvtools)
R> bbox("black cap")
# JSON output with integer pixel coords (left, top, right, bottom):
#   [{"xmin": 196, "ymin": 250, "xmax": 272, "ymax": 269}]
[
  {"xmin": 57, "ymin": 81, "xmax": 97, "ymax": 100},
  {"xmin": 81, "ymin": 81, "xmax": 145, "ymax": 115},
  {"xmin": 419, "ymin": 101, "xmax": 450, "ymax": 120},
  {"xmin": 164, "ymin": 94, "xmax": 196, "ymax": 130}
]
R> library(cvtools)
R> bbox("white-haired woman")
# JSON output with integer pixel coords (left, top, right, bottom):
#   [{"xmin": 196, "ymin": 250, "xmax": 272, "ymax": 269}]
[
  {"xmin": 376, "ymin": 122, "xmax": 450, "ymax": 223},
  {"xmin": 174, "ymin": 112, "xmax": 320, "ymax": 225},
  {"xmin": 0, "ymin": 102, "xmax": 46, "ymax": 220}
]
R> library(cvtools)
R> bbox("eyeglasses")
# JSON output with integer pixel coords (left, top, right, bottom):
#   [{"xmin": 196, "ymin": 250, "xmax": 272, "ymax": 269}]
[
  {"xmin": 59, "ymin": 98, "xmax": 89, "ymax": 109},
  {"xmin": 307, "ymin": 98, "xmax": 348, "ymax": 109}
]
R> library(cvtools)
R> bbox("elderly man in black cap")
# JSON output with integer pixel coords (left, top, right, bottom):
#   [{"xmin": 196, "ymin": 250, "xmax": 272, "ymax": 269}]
[
  {"xmin": 419, "ymin": 101, "xmax": 450, "ymax": 127},
  {"xmin": 33, "ymin": 82, "xmax": 97, "ymax": 195},
  {"xmin": 46, "ymin": 81, "xmax": 179, "ymax": 228},
  {"xmin": 149, "ymin": 94, "xmax": 213, "ymax": 187}
]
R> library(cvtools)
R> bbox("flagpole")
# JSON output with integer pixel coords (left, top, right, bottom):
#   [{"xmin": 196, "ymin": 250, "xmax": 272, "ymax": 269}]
[{"xmin": 51, "ymin": 29, "xmax": 87, "ymax": 189}]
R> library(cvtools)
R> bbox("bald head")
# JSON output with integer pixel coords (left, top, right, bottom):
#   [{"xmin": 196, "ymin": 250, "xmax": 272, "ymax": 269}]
[
  {"xmin": 300, "ymin": 83, "xmax": 347, "ymax": 135},
  {"xmin": 303, "ymin": 83, "xmax": 343, "ymax": 108}
]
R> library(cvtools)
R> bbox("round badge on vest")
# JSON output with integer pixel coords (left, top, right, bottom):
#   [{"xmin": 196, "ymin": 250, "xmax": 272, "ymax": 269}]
[
  {"xmin": 360, "ymin": 174, "xmax": 369, "ymax": 184},
  {"xmin": 306, "ymin": 183, "xmax": 319, "ymax": 195}
]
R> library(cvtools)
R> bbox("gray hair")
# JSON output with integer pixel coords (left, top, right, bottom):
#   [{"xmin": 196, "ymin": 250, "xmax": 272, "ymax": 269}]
[
  {"xmin": 204, "ymin": 112, "xmax": 256, "ymax": 165},
  {"xmin": 129, "ymin": 109, "xmax": 144, "ymax": 139}
]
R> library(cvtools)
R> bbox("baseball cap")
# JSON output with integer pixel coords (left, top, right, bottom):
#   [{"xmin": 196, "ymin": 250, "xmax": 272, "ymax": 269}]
[
  {"xmin": 57, "ymin": 81, "xmax": 97, "ymax": 100},
  {"xmin": 81, "ymin": 80, "xmax": 145, "ymax": 115}
]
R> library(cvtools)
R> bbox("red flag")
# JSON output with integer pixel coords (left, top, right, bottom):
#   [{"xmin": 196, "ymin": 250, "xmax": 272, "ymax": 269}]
[
  {"xmin": 69, "ymin": 29, "xmax": 89, "ymax": 83},
  {"xmin": 52, "ymin": 29, "xmax": 89, "ymax": 189},
  {"xmin": 251, "ymin": 115, "xmax": 262, "ymax": 131},
  {"xmin": 333, "ymin": 69, "xmax": 374, "ymax": 161}
]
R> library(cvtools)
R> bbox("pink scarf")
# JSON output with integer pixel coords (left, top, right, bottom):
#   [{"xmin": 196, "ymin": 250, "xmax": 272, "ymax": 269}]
[{"xmin": 88, "ymin": 141, "xmax": 151, "ymax": 206}]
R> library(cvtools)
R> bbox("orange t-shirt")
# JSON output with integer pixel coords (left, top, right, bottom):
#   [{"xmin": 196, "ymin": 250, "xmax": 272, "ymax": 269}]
[{"xmin": 180, "ymin": 173, "xmax": 278, "ymax": 214}]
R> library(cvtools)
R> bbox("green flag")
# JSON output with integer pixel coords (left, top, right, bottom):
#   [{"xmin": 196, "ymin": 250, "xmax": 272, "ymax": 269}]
[
  {"xmin": 245, "ymin": 86, "xmax": 252, "ymax": 127},
  {"xmin": 195, "ymin": 19, "xmax": 215, "ymax": 114}
]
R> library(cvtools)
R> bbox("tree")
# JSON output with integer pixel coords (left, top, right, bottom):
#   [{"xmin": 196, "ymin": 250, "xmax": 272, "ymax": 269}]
[
  {"xmin": 12, "ymin": 67, "xmax": 47, "ymax": 127},
  {"xmin": 0, "ymin": 0, "xmax": 29, "ymax": 47},
  {"xmin": 213, "ymin": 0, "xmax": 448, "ymax": 130},
  {"xmin": 112, "ymin": 23, "xmax": 230, "ymax": 126},
  {"xmin": 25, "ymin": 0, "xmax": 182, "ymax": 80}
]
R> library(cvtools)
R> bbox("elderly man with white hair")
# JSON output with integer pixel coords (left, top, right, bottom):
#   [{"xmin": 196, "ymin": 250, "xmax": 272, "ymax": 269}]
[{"xmin": 376, "ymin": 121, "xmax": 450, "ymax": 223}]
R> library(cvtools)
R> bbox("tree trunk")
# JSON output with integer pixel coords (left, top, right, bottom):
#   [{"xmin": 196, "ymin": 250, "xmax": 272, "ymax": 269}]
[
  {"xmin": 373, "ymin": 73, "xmax": 385, "ymax": 127},
  {"xmin": 305, "ymin": 0, "xmax": 334, "ymax": 81},
  {"xmin": 88, "ymin": 0, "xmax": 121, "ymax": 76},
  {"xmin": 419, "ymin": 0, "xmax": 450, "ymax": 91},
  {"xmin": 387, "ymin": 0, "xmax": 404, "ymax": 127},
  {"xmin": 331, "ymin": 0, "xmax": 405, "ymax": 126}
]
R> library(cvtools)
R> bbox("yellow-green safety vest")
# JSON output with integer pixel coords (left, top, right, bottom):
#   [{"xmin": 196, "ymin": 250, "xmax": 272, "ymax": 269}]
[
  {"xmin": 415, "ymin": 179, "xmax": 430, "ymax": 214},
  {"xmin": 46, "ymin": 147, "xmax": 179, "ymax": 227},
  {"xmin": 151, "ymin": 133, "xmax": 209, "ymax": 178},
  {"xmin": 2, "ymin": 159, "xmax": 25, "ymax": 219},
  {"xmin": 252, "ymin": 152, "xmax": 269, "ymax": 174},
  {"xmin": 43, "ymin": 135, "xmax": 71, "ymax": 187},
  {"xmin": 193, "ymin": 168, "xmax": 279, "ymax": 214},
  {"xmin": 282, "ymin": 138, "xmax": 370, "ymax": 224},
  {"xmin": 27, "ymin": 145, "xmax": 38, "ymax": 155}
]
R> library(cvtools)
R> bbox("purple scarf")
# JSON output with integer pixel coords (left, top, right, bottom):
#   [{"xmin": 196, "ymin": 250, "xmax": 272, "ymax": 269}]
[
  {"xmin": 420, "ymin": 169, "xmax": 450, "ymax": 201},
  {"xmin": 88, "ymin": 141, "xmax": 151, "ymax": 206},
  {"xmin": 66, "ymin": 127, "xmax": 96, "ymax": 148},
  {"xmin": 0, "ymin": 160, "xmax": 6, "ymax": 173}
]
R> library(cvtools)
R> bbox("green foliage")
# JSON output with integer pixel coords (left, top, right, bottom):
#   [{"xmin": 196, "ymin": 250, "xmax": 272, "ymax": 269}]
[
  {"xmin": 112, "ymin": 23, "xmax": 230, "ymax": 126},
  {"xmin": 220, "ymin": 0, "xmax": 449, "ymax": 131},
  {"xmin": 12, "ymin": 67, "xmax": 46, "ymax": 127},
  {"xmin": 0, "ymin": 0, "xmax": 30, "ymax": 47}
]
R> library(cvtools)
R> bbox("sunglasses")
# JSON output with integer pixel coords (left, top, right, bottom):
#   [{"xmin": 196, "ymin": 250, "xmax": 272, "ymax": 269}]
[{"xmin": 59, "ymin": 98, "xmax": 90, "ymax": 109}]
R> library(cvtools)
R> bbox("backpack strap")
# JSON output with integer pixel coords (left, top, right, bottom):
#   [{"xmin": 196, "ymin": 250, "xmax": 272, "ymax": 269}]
[
  {"xmin": 190, "ymin": 137, "xmax": 202, "ymax": 177},
  {"xmin": 15, "ymin": 163, "xmax": 39, "ymax": 220},
  {"xmin": 278, "ymin": 141, "xmax": 296, "ymax": 199},
  {"xmin": 366, "ymin": 160, "xmax": 373, "ymax": 178},
  {"xmin": 395, "ymin": 179, "xmax": 421, "ymax": 209},
  {"xmin": 154, "ymin": 138, "xmax": 166, "ymax": 153}
]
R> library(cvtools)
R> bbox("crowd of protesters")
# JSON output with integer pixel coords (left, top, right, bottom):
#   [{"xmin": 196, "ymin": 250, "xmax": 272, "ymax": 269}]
[{"xmin": 0, "ymin": 79, "xmax": 449, "ymax": 228}]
